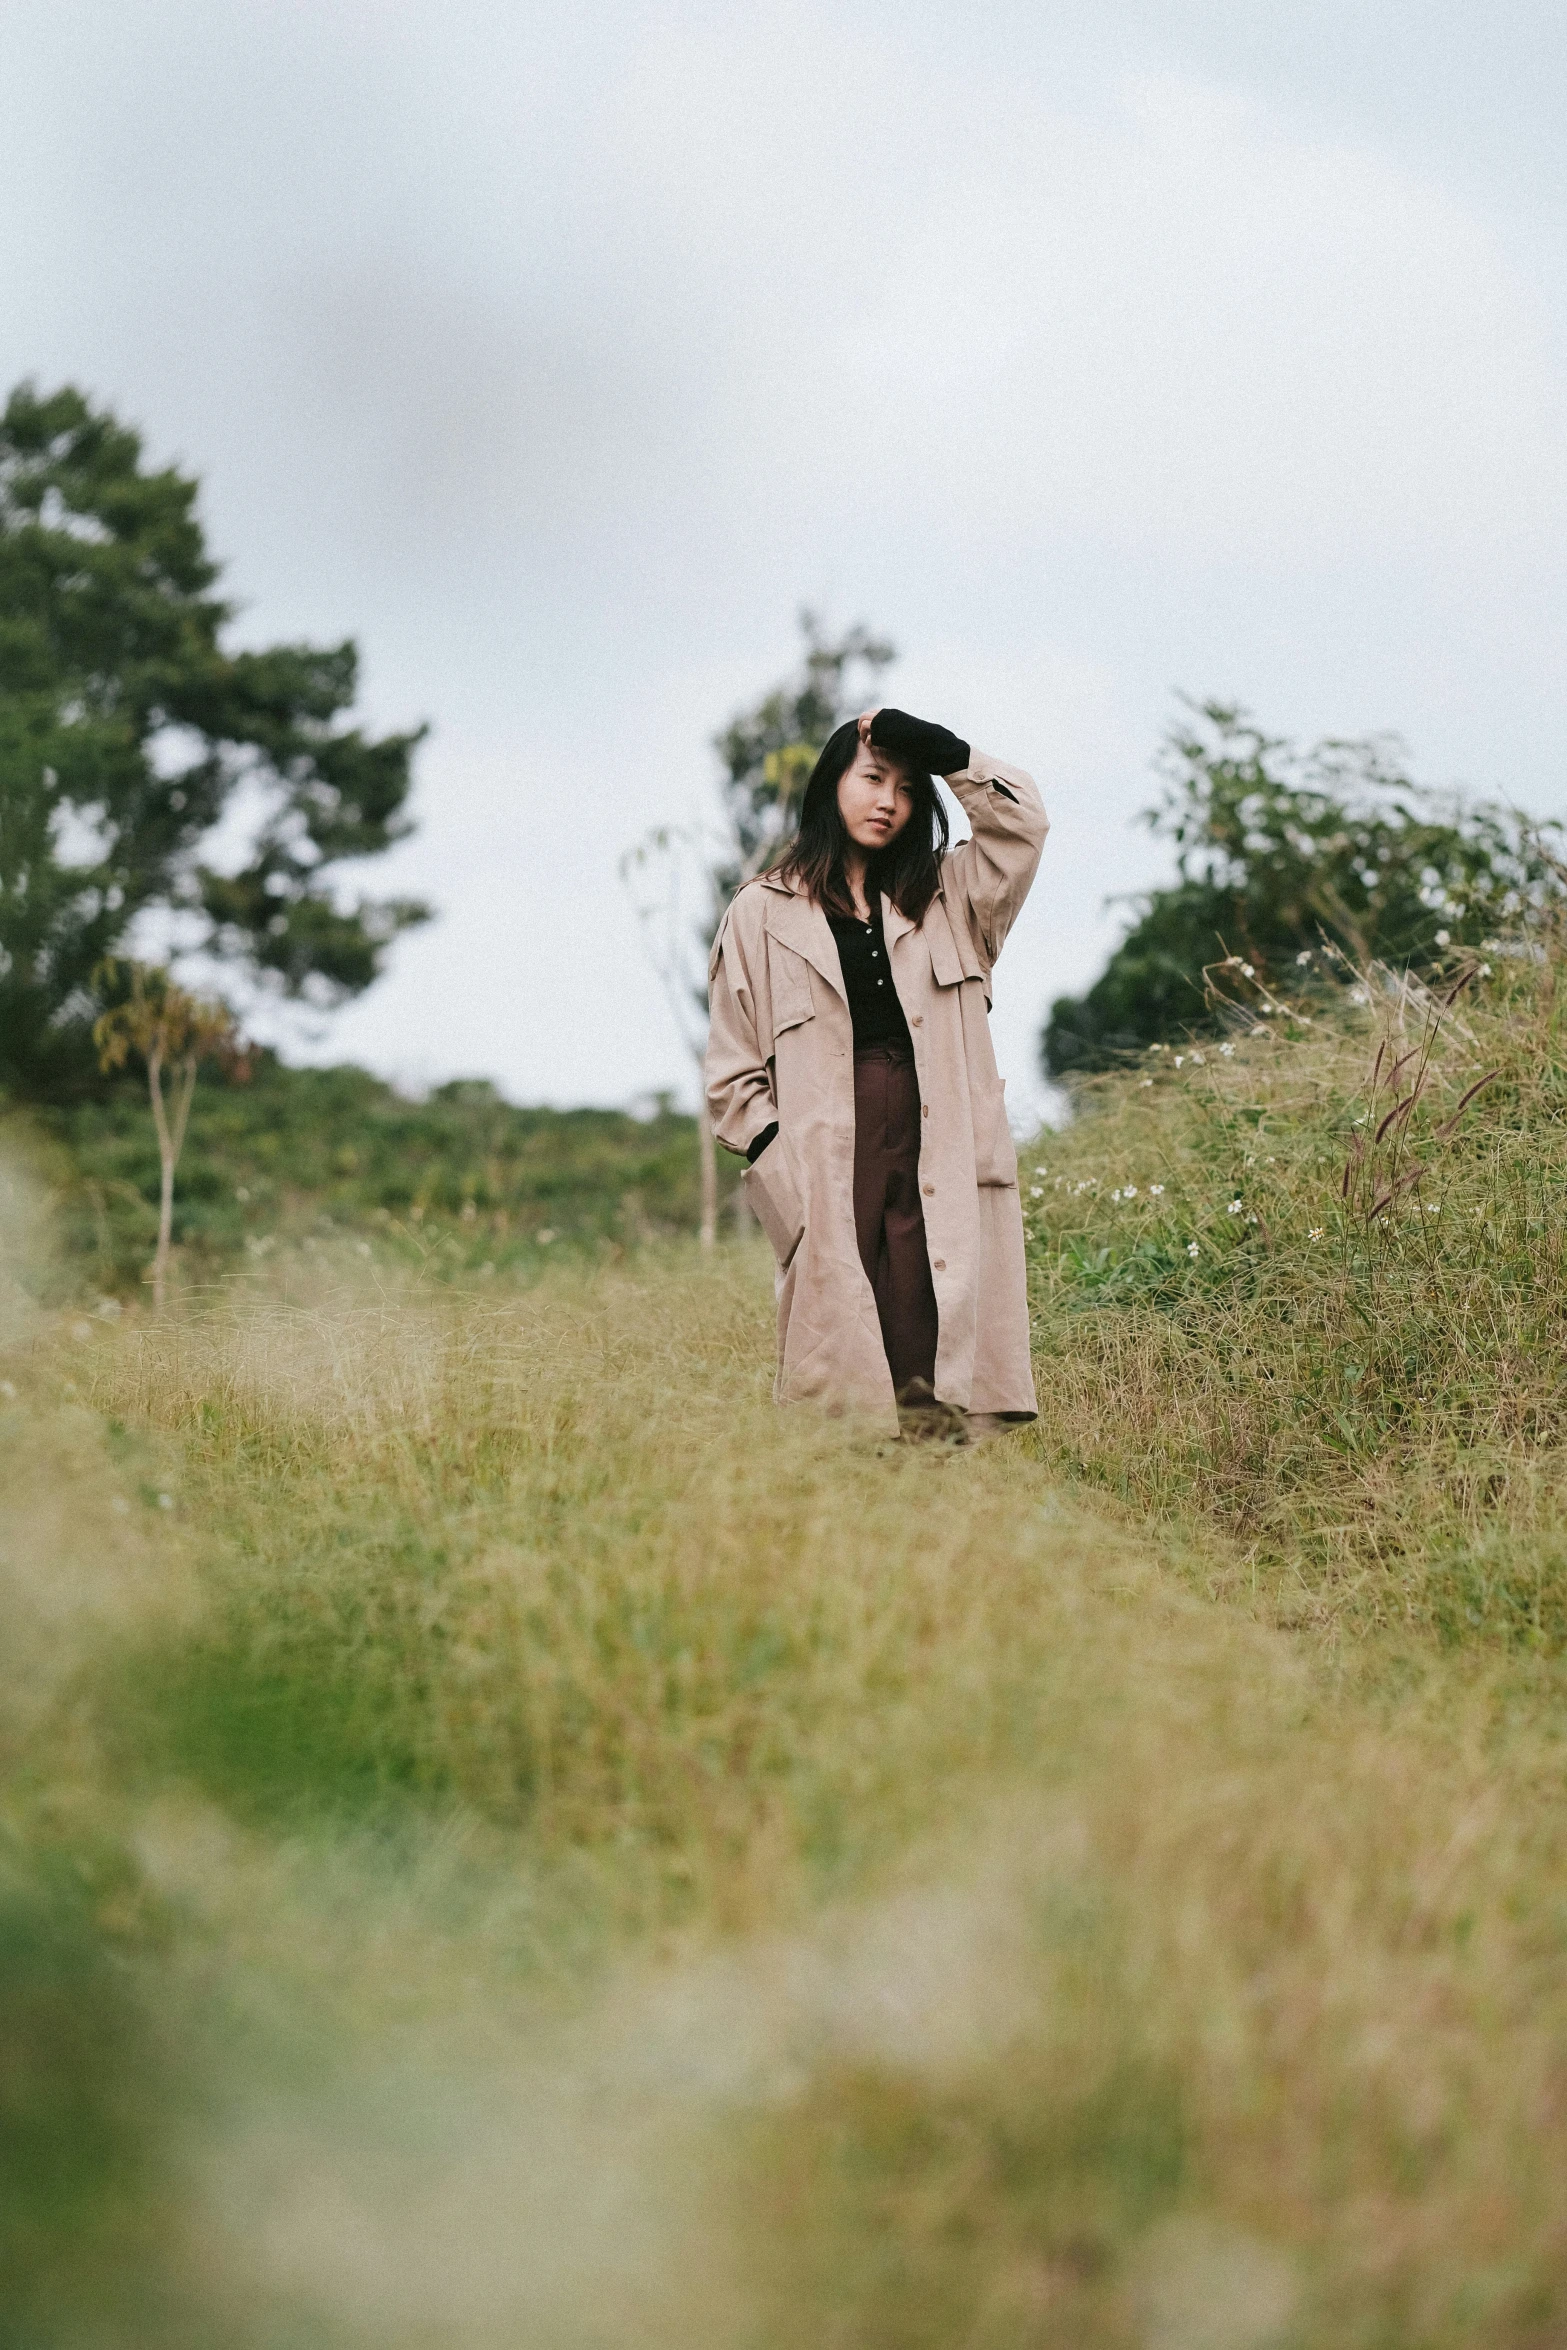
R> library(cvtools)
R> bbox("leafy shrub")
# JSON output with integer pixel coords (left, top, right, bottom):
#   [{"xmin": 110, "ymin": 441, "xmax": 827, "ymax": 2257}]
[
  {"xmin": 1044, "ymin": 700, "xmax": 1562, "ymax": 1073},
  {"xmin": 17, "ymin": 1052, "xmax": 730, "ymax": 1291}
]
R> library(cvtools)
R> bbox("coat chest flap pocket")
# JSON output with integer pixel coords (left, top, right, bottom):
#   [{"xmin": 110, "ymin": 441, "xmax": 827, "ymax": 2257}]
[
  {"xmin": 767, "ymin": 938, "xmax": 816, "ymax": 1042},
  {"xmin": 926, "ymin": 900, "xmax": 992, "ymax": 1003}
]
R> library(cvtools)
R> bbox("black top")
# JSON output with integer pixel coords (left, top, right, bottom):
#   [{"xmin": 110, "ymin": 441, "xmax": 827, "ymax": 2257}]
[{"xmin": 828, "ymin": 905, "xmax": 913, "ymax": 1049}]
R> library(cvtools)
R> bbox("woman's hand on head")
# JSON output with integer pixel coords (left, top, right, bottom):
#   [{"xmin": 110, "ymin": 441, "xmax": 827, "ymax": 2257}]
[{"xmin": 856, "ymin": 708, "xmax": 881, "ymax": 747}]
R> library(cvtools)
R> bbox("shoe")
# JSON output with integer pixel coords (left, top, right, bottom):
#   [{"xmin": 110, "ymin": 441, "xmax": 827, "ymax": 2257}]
[{"xmin": 895, "ymin": 1379, "xmax": 969, "ymax": 1444}]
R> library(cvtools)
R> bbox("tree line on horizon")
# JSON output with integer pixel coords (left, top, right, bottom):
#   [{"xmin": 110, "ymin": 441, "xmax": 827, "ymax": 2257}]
[{"xmin": 4, "ymin": 376, "xmax": 1559, "ymax": 1149}]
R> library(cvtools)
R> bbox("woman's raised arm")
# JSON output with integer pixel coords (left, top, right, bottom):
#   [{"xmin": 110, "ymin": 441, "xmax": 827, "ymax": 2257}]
[
  {"xmin": 867, "ymin": 708, "xmax": 1048, "ymax": 967},
  {"xmin": 936, "ymin": 749, "xmax": 1048, "ymax": 969}
]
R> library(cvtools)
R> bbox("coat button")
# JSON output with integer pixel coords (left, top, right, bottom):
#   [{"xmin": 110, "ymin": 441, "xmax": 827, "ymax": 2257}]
[
  {"xmin": 910, "ymin": 1015, "xmax": 922, "ymax": 1027},
  {"xmin": 922, "ymin": 1104, "xmax": 929, "ymax": 1116},
  {"xmin": 933, "ymin": 1258, "xmax": 946, "ymax": 1271},
  {"xmin": 922, "ymin": 1184, "xmax": 934, "ymax": 1196}
]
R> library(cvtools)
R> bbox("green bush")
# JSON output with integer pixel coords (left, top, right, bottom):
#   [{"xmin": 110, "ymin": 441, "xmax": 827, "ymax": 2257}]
[
  {"xmin": 16, "ymin": 1052, "xmax": 731, "ymax": 1292},
  {"xmin": 1044, "ymin": 700, "xmax": 1562, "ymax": 1074}
]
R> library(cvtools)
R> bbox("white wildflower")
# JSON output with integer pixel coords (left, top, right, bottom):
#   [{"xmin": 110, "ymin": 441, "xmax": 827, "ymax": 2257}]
[
  {"xmin": 1435, "ymin": 928, "xmax": 1450, "ymax": 947},
  {"xmin": 1029, "ymin": 1186, "xmax": 1044, "ymax": 1198},
  {"xmin": 1174, "ymin": 1055, "xmax": 1185, "ymax": 1068},
  {"xmin": 1246, "ymin": 1213, "xmax": 1259, "ymax": 1224},
  {"xmin": 1124, "ymin": 1184, "xmax": 1138, "ymax": 1197},
  {"xmin": 1149, "ymin": 1184, "xmax": 1165, "ymax": 1196},
  {"xmin": 1190, "ymin": 1051, "xmax": 1206, "ymax": 1066},
  {"xmin": 1296, "ymin": 950, "xmax": 1313, "ymax": 966},
  {"xmin": 1140, "ymin": 1078, "xmax": 1153, "ymax": 1088},
  {"xmin": 1219, "ymin": 1042, "xmax": 1235, "ymax": 1058},
  {"xmin": 1308, "ymin": 1227, "xmax": 1325, "ymax": 1240},
  {"xmin": 1479, "ymin": 962, "xmax": 1492, "ymax": 977},
  {"xmin": 1241, "ymin": 963, "xmax": 1255, "ymax": 978},
  {"xmin": 1227, "ymin": 1199, "xmax": 1243, "ymax": 1215},
  {"xmin": 1186, "ymin": 1241, "xmax": 1200, "ymax": 1258}
]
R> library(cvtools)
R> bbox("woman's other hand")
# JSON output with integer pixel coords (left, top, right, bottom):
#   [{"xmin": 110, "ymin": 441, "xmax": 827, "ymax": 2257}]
[{"xmin": 856, "ymin": 708, "xmax": 882, "ymax": 747}]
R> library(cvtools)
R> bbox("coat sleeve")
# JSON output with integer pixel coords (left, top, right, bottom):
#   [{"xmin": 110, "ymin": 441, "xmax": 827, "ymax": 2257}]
[
  {"xmin": 705, "ymin": 895, "xmax": 779, "ymax": 1158},
  {"xmin": 939, "ymin": 752, "xmax": 1049, "ymax": 968}
]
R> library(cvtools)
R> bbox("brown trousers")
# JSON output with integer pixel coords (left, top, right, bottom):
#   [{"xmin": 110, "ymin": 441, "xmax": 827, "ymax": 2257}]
[{"xmin": 852, "ymin": 1041, "xmax": 940, "ymax": 1401}]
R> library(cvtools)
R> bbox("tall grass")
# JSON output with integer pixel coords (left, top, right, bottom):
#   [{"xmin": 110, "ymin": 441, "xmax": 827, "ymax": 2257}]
[
  {"xmin": 1025, "ymin": 937, "xmax": 1567, "ymax": 1641},
  {"xmin": 5, "ymin": 946, "xmax": 1567, "ymax": 2343}
]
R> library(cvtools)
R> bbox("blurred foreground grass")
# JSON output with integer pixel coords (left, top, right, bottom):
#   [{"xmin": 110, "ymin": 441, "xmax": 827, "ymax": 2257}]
[{"xmin": 7, "ymin": 942, "xmax": 1567, "ymax": 2345}]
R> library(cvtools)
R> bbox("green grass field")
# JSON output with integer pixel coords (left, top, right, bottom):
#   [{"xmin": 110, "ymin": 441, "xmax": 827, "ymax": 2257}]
[{"xmin": 5, "ymin": 937, "xmax": 1567, "ymax": 2347}]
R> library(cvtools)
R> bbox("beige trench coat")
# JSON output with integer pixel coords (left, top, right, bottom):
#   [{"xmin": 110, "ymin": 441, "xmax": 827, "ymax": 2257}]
[{"xmin": 705, "ymin": 751, "xmax": 1048, "ymax": 1433}]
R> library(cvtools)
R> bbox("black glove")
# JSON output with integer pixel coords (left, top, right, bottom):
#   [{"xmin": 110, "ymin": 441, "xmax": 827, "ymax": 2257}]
[
  {"xmin": 746, "ymin": 1122, "xmax": 779, "ymax": 1164},
  {"xmin": 870, "ymin": 708, "xmax": 970, "ymax": 776}
]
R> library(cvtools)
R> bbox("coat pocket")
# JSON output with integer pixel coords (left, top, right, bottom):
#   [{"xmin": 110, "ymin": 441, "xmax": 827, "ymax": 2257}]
[
  {"xmin": 744, "ymin": 1133, "xmax": 807, "ymax": 1267},
  {"xmin": 926, "ymin": 897, "xmax": 994, "ymax": 1007},
  {"xmin": 972, "ymin": 1076, "xmax": 1018, "ymax": 1187},
  {"xmin": 767, "ymin": 939, "xmax": 816, "ymax": 1041}
]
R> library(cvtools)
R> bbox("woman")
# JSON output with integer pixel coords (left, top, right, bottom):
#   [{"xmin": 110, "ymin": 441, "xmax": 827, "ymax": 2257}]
[{"xmin": 706, "ymin": 705, "xmax": 1047, "ymax": 1436}]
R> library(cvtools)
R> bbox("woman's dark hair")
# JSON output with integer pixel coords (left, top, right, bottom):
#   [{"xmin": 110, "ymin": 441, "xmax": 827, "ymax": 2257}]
[{"xmin": 771, "ymin": 720, "xmax": 950, "ymax": 922}]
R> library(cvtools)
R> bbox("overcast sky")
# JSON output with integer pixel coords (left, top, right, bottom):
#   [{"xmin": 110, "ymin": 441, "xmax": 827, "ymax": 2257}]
[{"xmin": 4, "ymin": 1, "xmax": 1565, "ymax": 1123}]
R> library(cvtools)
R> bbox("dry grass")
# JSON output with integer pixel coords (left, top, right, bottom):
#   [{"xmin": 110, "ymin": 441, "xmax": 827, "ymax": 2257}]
[
  {"xmin": 6, "ymin": 963, "xmax": 1567, "ymax": 2343},
  {"xmin": 1024, "ymin": 939, "xmax": 1567, "ymax": 1643}
]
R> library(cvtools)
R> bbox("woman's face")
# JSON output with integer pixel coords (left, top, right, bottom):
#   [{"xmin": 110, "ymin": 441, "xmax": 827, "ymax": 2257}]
[{"xmin": 836, "ymin": 742, "xmax": 915, "ymax": 854}]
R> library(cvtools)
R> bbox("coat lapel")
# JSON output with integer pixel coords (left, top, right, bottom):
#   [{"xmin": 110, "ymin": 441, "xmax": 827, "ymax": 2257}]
[
  {"xmin": 880, "ymin": 894, "xmax": 916, "ymax": 953},
  {"xmin": 761, "ymin": 876, "xmax": 847, "ymax": 1003}
]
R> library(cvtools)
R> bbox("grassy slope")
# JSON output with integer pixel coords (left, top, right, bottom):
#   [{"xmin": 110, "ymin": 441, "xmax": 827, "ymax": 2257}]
[
  {"xmin": 4, "ymin": 944, "xmax": 1567, "ymax": 2345},
  {"xmin": 18, "ymin": 1052, "xmax": 735, "ymax": 1293},
  {"xmin": 1021, "ymin": 940, "xmax": 1567, "ymax": 1642}
]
